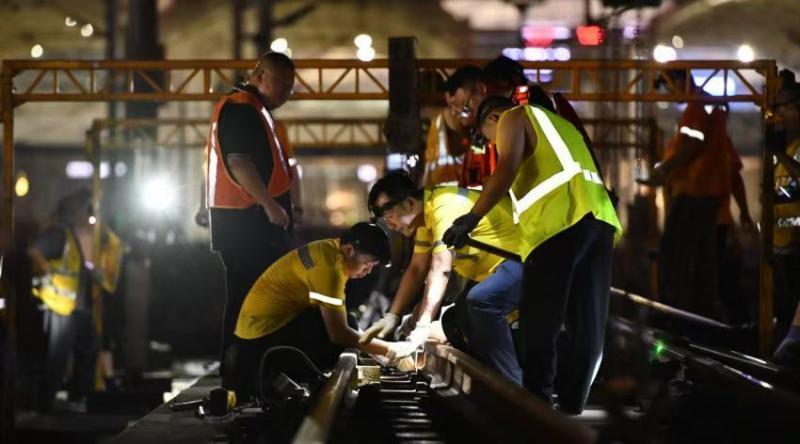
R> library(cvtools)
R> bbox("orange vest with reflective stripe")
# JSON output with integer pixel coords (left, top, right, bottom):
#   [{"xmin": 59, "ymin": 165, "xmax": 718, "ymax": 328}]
[{"xmin": 205, "ymin": 88, "xmax": 292, "ymax": 209}]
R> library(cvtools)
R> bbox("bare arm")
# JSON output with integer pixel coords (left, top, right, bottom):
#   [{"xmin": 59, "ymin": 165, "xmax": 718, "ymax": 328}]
[
  {"xmin": 320, "ymin": 306, "xmax": 391, "ymax": 356},
  {"xmin": 226, "ymin": 154, "xmax": 288, "ymax": 228},
  {"xmin": 290, "ymin": 162, "xmax": 303, "ymax": 219},
  {"xmin": 471, "ymin": 109, "xmax": 529, "ymax": 217},
  {"xmin": 415, "ymin": 250, "xmax": 453, "ymax": 325},
  {"xmin": 27, "ymin": 246, "xmax": 51, "ymax": 276},
  {"xmin": 388, "ymin": 252, "xmax": 432, "ymax": 317}
]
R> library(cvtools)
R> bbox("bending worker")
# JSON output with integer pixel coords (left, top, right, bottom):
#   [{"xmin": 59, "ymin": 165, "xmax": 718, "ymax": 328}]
[
  {"xmin": 204, "ymin": 51, "xmax": 296, "ymax": 388},
  {"xmin": 225, "ymin": 222, "xmax": 416, "ymax": 399},
  {"xmin": 444, "ymin": 92, "xmax": 622, "ymax": 414},
  {"xmin": 362, "ymin": 172, "xmax": 523, "ymax": 385}
]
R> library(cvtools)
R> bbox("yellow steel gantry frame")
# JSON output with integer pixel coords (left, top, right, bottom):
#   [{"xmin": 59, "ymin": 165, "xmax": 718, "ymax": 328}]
[{"xmin": 0, "ymin": 58, "xmax": 779, "ymax": 355}]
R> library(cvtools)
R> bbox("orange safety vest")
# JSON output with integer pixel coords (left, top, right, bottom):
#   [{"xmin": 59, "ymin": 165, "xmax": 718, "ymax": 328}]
[{"xmin": 205, "ymin": 87, "xmax": 292, "ymax": 209}]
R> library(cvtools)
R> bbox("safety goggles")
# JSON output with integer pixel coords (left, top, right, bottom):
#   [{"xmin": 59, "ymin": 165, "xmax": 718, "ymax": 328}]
[{"xmin": 369, "ymin": 197, "xmax": 405, "ymax": 220}]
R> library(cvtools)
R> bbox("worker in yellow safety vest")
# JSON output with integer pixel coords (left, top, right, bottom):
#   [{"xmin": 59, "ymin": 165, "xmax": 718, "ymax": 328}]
[
  {"xmin": 28, "ymin": 189, "xmax": 122, "ymax": 411},
  {"xmin": 362, "ymin": 172, "xmax": 524, "ymax": 385},
  {"xmin": 443, "ymin": 91, "xmax": 622, "ymax": 414},
  {"xmin": 772, "ymin": 69, "xmax": 800, "ymax": 367},
  {"xmin": 224, "ymin": 223, "xmax": 415, "ymax": 400}
]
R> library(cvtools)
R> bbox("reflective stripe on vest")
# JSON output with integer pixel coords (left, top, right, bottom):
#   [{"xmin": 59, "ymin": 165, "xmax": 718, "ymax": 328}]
[{"xmin": 509, "ymin": 106, "xmax": 603, "ymax": 218}]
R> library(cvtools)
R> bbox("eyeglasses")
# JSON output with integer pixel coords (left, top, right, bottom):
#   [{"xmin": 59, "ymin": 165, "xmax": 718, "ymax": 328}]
[
  {"xmin": 450, "ymin": 90, "xmax": 475, "ymax": 119},
  {"xmin": 369, "ymin": 197, "xmax": 405, "ymax": 219}
]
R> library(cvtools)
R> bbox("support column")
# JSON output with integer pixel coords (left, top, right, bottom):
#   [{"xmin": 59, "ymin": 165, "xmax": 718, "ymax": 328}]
[{"xmin": 759, "ymin": 64, "xmax": 779, "ymax": 356}]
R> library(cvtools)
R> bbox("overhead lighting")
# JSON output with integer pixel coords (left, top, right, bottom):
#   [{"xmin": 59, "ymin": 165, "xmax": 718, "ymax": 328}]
[
  {"xmin": 672, "ymin": 35, "xmax": 684, "ymax": 49},
  {"xmin": 30, "ymin": 44, "xmax": 43, "ymax": 58},
  {"xmin": 15, "ymin": 171, "xmax": 29, "ymax": 197},
  {"xmin": 80, "ymin": 23, "xmax": 94, "ymax": 37},
  {"xmin": 270, "ymin": 38, "xmax": 288, "ymax": 53},
  {"xmin": 553, "ymin": 47, "xmax": 571, "ymax": 61},
  {"xmin": 737, "ymin": 44, "xmax": 755, "ymax": 63},
  {"xmin": 357, "ymin": 46, "xmax": 375, "ymax": 62},
  {"xmin": 65, "ymin": 16, "xmax": 77, "ymax": 27},
  {"xmin": 354, "ymin": 34, "xmax": 373, "ymax": 49},
  {"xmin": 357, "ymin": 164, "xmax": 378, "ymax": 183},
  {"xmin": 653, "ymin": 44, "xmax": 677, "ymax": 63},
  {"xmin": 141, "ymin": 177, "xmax": 177, "ymax": 212}
]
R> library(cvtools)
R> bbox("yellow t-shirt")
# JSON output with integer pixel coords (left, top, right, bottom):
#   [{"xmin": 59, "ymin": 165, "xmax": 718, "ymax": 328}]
[
  {"xmin": 413, "ymin": 186, "xmax": 520, "ymax": 282},
  {"xmin": 235, "ymin": 239, "xmax": 347, "ymax": 340}
]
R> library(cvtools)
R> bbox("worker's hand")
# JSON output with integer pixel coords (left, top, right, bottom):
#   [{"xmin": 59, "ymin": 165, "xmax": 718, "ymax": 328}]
[
  {"xmin": 635, "ymin": 166, "xmax": 665, "ymax": 188},
  {"xmin": 397, "ymin": 314, "xmax": 417, "ymax": 340},
  {"xmin": 406, "ymin": 323, "xmax": 431, "ymax": 347},
  {"xmin": 385, "ymin": 341, "xmax": 418, "ymax": 362},
  {"xmin": 359, "ymin": 313, "xmax": 401, "ymax": 344},
  {"xmin": 443, "ymin": 212, "xmax": 481, "ymax": 249},
  {"xmin": 740, "ymin": 213, "xmax": 757, "ymax": 234},
  {"xmin": 262, "ymin": 199, "xmax": 289, "ymax": 230}
]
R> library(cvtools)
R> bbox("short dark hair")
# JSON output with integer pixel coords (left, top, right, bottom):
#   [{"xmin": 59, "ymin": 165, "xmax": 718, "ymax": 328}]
[
  {"xmin": 340, "ymin": 222, "xmax": 391, "ymax": 264},
  {"xmin": 476, "ymin": 95, "xmax": 514, "ymax": 127},
  {"xmin": 252, "ymin": 51, "xmax": 295, "ymax": 76},
  {"xmin": 483, "ymin": 56, "xmax": 526, "ymax": 89},
  {"xmin": 56, "ymin": 188, "xmax": 92, "ymax": 223},
  {"xmin": 367, "ymin": 170, "xmax": 421, "ymax": 216},
  {"xmin": 439, "ymin": 65, "xmax": 483, "ymax": 94}
]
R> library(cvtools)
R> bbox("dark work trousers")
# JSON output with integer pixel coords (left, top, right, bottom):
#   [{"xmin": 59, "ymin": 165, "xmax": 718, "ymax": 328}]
[
  {"xmin": 773, "ymin": 251, "xmax": 800, "ymax": 349},
  {"xmin": 519, "ymin": 215, "xmax": 615, "ymax": 414},
  {"xmin": 465, "ymin": 260, "xmax": 523, "ymax": 385},
  {"xmin": 224, "ymin": 308, "xmax": 355, "ymax": 400},
  {"xmin": 218, "ymin": 239, "xmax": 289, "ymax": 388},
  {"xmin": 658, "ymin": 195, "xmax": 721, "ymax": 317},
  {"xmin": 42, "ymin": 309, "xmax": 98, "ymax": 406}
]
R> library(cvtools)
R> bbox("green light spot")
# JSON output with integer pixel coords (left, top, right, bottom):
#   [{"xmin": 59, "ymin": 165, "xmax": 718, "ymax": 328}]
[{"xmin": 654, "ymin": 341, "xmax": 665, "ymax": 356}]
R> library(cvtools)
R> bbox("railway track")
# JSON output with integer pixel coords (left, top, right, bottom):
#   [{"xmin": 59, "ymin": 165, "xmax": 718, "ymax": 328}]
[{"xmin": 292, "ymin": 343, "xmax": 595, "ymax": 444}]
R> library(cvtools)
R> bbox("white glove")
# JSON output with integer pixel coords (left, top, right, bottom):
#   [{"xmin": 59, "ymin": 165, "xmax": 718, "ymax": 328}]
[
  {"xmin": 359, "ymin": 313, "xmax": 401, "ymax": 344},
  {"xmin": 385, "ymin": 341, "xmax": 418, "ymax": 362},
  {"xmin": 406, "ymin": 323, "xmax": 431, "ymax": 347},
  {"xmin": 397, "ymin": 314, "xmax": 417, "ymax": 340}
]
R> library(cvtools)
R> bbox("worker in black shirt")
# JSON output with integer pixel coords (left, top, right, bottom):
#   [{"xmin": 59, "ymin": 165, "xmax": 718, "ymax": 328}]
[{"xmin": 204, "ymin": 51, "xmax": 296, "ymax": 388}]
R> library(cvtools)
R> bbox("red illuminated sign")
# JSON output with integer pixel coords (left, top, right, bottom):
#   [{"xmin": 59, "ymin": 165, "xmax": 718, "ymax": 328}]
[{"xmin": 576, "ymin": 25, "xmax": 605, "ymax": 46}]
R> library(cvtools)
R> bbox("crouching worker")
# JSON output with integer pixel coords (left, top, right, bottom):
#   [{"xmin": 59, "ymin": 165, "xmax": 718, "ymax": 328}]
[
  {"xmin": 362, "ymin": 172, "xmax": 524, "ymax": 385},
  {"xmin": 224, "ymin": 222, "xmax": 416, "ymax": 400}
]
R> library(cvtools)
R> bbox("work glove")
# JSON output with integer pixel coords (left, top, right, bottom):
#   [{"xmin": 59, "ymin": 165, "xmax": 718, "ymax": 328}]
[
  {"xmin": 443, "ymin": 212, "xmax": 481, "ymax": 249},
  {"xmin": 359, "ymin": 313, "xmax": 401, "ymax": 344},
  {"xmin": 385, "ymin": 341, "xmax": 419, "ymax": 362},
  {"xmin": 397, "ymin": 314, "xmax": 417, "ymax": 340},
  {"xmin": 406, "ymin": 323, "xmax": 431, "ymax": 348}
]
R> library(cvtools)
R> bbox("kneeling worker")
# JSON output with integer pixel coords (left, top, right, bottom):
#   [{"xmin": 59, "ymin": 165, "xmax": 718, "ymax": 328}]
[
  {"xmin": 362, "ymin": 172, "xmax": 523, "ymax": 385},
  {"xmin": 226, "ymin": 222, "xmax": 415, "ymax": 398}
]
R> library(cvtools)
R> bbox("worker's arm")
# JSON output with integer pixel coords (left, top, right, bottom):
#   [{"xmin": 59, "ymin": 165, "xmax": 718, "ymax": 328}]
[
  {"xmin": 289, "ymin": 162, "xmax": 303, "ymax": 224},
  {"xmin": 731, "ymin": 171, "xmax": 755, "ymax": 231},
  {"xmin": 359, "ymin": 251, "xmax": 432, "ymax": 343},
  {"xmin": 472, "ymin": 108, "xmax": 528, "ymax": 217},
  {"xmin": 415, "ymin": 249, "xmax": 453, "ymax": 326},
  {"xmin": 320, "ymin": 306, "xmax": 414, "ymax": 358},
  {"xmin": 27, "ymin": 246, "xmax": 51, "ymax": 276},
  {"xmin": 650, "ymin": 134, "xmax": 704, "ymax": 183},
  {"xmin": 389, "ymin": 252, "xmax": 432, "ymax": 316},
  {"xmin": 226, "ymin": 154, "xmax": 289, "ymax": 229}
]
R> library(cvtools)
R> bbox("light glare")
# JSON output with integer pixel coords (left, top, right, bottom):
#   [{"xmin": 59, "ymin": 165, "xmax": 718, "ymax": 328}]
[
  {"xmin": 354, "ymin": 34, "xmax": 373, "ymax": 49},
  {"xmin": 737, "ymin": 44, "xmax": 755, "ymax": 63},
  {"xmin": 30, "ymin": 44, "xmax": 43, "ymax": 58},
  {"xmin": 653, "ymin": 44, "xmax": 677, "ymax": 63},
  {"xmin": 270, "ymin": 38, "xmax": 288, "ymax": 53}
]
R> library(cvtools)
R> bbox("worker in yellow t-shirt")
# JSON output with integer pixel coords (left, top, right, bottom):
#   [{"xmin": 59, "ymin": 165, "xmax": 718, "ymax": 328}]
[
  {"xmin": 225, "ymin": 222, "xmax": 415, "ymax": 399},
  {"xmin": 361, "ymin": 171, "xmax": 523, "ymax": 385}
]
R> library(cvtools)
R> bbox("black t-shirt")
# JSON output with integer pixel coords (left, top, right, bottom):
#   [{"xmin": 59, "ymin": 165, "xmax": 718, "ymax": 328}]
[
  {"xmin": 210, "ymin": 86, "xmax": 292, "ymax": 252},
  {"xmin": 33, "ymin": 225, "xmax": 92, "ymax": 311}
]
